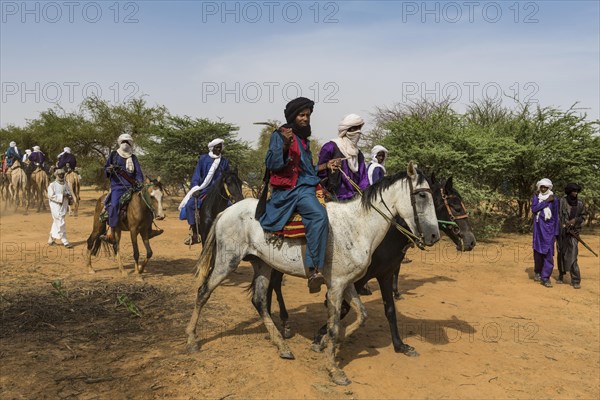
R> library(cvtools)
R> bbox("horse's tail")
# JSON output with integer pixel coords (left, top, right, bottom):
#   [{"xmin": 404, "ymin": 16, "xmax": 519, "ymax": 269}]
[
  {"xmin": 87, "ymin": 195, "xmax": 108, "ymax": 257},
  {"xmin": 194, "ymin": 212, "xmax": 222, "ymax": 286}
]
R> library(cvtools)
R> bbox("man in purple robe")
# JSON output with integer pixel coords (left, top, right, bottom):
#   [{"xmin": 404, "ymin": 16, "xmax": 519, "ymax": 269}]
[
  {"xmin": 57, "ymin": 147, "xmax": 77, "ymax": 170},
  {"xmin": 531, "ymin": 178, "xmax": 560, "ymax": 287},
  {"xmin": 318, "ymin": 114, "xmax": 369, "ymax": 201}
]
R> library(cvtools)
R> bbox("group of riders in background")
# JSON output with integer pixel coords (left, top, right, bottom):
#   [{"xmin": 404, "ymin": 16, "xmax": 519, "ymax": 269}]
[{"xmin": 1, "ymin": 141, "xmax": 80, "ymax": 214}]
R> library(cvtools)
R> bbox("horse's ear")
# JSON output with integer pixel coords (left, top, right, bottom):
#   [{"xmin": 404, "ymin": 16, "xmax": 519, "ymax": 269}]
[
  {"xmin": 156, "ymin": 176, "xmax": 161, "ymax": 182},
  {"xmin": 233, "ymin": 166, "xmax": 238, "ymax": 174},
  {"xmin": 431, "ymin": 172, "xmax": 436, "ymax": 184},
  {"xmin": 445, "ymin": 176, "xmax": 454, "ymax": 192},
  {"xmin": 407, "ymin": 161, "xmax": 417, "ymax": 179},
  {"xmin": 145, "ymin": 176, "xmax": 150, "ymax": 183}
]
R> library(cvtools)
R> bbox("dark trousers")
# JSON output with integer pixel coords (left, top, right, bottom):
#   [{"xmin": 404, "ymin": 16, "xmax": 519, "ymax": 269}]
[{"xmin": 557, "ymin": 235, "xmax": 581, "ymax": 284}]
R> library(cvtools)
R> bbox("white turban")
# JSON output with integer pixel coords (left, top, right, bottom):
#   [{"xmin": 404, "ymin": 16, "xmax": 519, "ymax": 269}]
[
  {"xmin": 535, "ymin": 178, "xmax": 554, "ymax": 221},
  {"xmin": 332, "ymin": 114, "xmax": 364, "ymax": 172},
  {"xmin": 64, "ymin": 147, "xmax": 71, "ymax": 154},
  {"xmin": 337, "ymin": 114, "xmax": 364, "ymax": 138},
  {"xmin": 536, "ymin": 178, "xmax": 553, "ymax": 190},
  {"xmin": 33, "ymin": 145, "xmax": 41, "ymax": 152},
  {"xmin": 370, "ymin": 145, "xmax": 388, "ymax": 164},
  {"xmin": 118, "ymin": 133, "xmax": 133, "ymax": 145},
  {"xmin": 208, "ymin": 138, "xmax": 224, "ymax": 151},
  {"xmin": 25, "ymin": 149, "xmax": 32, "ymax": 155},
  {"xmin": 9, "ymin": 141, "xmax": 16, "ymax": 147}
]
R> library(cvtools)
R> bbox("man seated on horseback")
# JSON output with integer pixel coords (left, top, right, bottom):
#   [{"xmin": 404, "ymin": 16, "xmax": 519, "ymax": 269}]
[
  {"xmin": 102, "ymin": 134, "xmax": 163, "ymax": 243},
  {"xmin": 367, "ymin": 145, "xmax": 388, "ymax": 185},
  {"xmin": 318, "ymin": 114, "xmax": 369, "ymax": 201},
  {"xmin": 258, "ymin": 97, "xmax": 338, "ymax": 294},
  {"xmin": 56, "ymin": 147, "xmax": 77, "ymax": 172},
  {"xmin": 4, "ymin": 141, "xmax": 22, "ymax": 172},
  {"xmin": 28, "ymin": 146, "xmax": 49, "ymax": 172},
  {"xmin": 179, "ymin": 138, "xmax": 230, "ymax": 245}
]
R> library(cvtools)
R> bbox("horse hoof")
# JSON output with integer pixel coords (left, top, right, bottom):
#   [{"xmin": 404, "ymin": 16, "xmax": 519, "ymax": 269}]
[
  {"xmin": 279, "ymin": 350, "xmax": 295, "ymax": 360},
  {"xmin": 186, "ymin": 342, "xmax": 199, "ymax": 353},
  {"xmin": 329, "ymin": 369, "xmax": 351, "ymax": 386},
  {"xmin": 393, "ymin": 291, "xmax": 402, "ymax": 300},
  {"xmin": 396, "ymin": 345, "xmax": 419, "ymax": 357},
  {"xmin": 310, "ymin": 343, "xmax": 323, "ymax": 353}
]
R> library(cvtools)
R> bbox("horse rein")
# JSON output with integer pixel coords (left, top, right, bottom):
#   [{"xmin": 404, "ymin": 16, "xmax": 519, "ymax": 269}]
[
  {"xmin": 407, "ymin": 177, "xmax": 432, "ymax": 248},
  {"xmin": 338, "ymin": 168, "xmax": 426, "ymax": 249}
]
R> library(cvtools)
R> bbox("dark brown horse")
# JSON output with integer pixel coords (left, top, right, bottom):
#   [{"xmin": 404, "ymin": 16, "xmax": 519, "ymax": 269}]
[{"xmin": 85, "ymin": 177, "xmax": 165, "ymax": 279}]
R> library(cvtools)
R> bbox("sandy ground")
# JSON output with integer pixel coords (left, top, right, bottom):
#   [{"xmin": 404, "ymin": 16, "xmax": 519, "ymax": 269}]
[{"xmin": 1, "ymin": 188, "xmax": 599, "ymax": 399}]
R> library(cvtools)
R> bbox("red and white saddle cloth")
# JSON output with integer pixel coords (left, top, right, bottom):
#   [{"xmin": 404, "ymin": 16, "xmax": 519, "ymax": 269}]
[{"xmin": 272, "ymin": 185, "xmax": 327, "ymax": 238}]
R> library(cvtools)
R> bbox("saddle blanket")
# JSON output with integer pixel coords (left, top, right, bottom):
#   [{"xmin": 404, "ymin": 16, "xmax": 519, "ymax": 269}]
[{"xmin": 272, "ymin": 186, "xmax": 327, "ymax": 238}]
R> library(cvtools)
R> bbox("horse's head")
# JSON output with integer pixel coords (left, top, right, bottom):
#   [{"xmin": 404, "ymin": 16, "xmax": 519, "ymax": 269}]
[
  {"xmin": 221, "ymin": 167, "xmax": 244, "ymax": 204},
  {"xmin": 430, "ymin": 175, "xmax": 476, "ymax": 251},
  {"xmin": 146, "ymin": 176, "xmax": 165, "ymax": 220},
  {"xmin": 363, "ymin": 162, "xmax": 440, "ymax": 247}
]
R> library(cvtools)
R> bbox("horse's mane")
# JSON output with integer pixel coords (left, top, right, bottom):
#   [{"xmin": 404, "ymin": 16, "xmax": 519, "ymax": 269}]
[
  {"xmin": 203, "ymin": 169, "xmax": 242, "ymax": 206},
  {"xmin": 361, "ymin": 169, "xmax": 426, "ymax": 210}
]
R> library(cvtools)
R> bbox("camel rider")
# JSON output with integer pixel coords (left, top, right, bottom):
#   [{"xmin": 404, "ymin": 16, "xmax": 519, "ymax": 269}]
[
  {"xmin": 258, "ymin": 97, "xmax": 337, "ymax": 294},
  {"xmin": 318, "ymin": 114, "xmax": 370, "ymax": 200},
  {"xmin": 178, "ymin": 138, "xmax": 230, "ymax": 245},
  {"xmin": 22, "ymin": 149, "xmax": 32, "ymax": 163},
  {"xmin": 4, "ymin": 141, "xmax": 22, "ymax": 170},
  {"xmin": 57, "ymin": 147, "xmax": 77, "ymax": 171},
  {"xmin": 367, "ymin": 145, "xmax": 389, "ymax": 185},
  {"xmin": 29, "ymin": 146, "xmax": 48, "ymax": 172}
]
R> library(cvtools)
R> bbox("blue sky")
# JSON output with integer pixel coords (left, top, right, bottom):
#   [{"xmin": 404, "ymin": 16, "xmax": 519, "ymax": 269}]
[{"xmin": 2, "ymin": 0, "xmax": 599, "ymax": 145}]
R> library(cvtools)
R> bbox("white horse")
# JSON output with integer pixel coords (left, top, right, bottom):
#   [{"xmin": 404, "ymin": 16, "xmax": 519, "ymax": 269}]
[{"xmin": 186, "ymin": 163, "xmax": 440, "ymax": 385}]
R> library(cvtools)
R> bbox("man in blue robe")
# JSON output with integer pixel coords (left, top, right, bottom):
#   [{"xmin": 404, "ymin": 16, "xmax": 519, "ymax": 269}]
[
  {"xmin": 102, "ymin": 134, "xmax": 144, "ymax": 243},
  {"xmin": 5, "ymin": 141, "xmax": 22, "ymax": 169},
  {"xmin": 178, "ymin": 138, "xmax": 230, "ymax": 245},
  {"xmin": 258, "ymin": 97, "xmax": 337, "ymax": 293}
]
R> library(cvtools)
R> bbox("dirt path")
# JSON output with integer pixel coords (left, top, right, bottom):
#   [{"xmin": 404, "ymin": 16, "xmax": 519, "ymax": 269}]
[{"xmin": 1, "ymin": 188, "xmax": 599, "ymax": 399}]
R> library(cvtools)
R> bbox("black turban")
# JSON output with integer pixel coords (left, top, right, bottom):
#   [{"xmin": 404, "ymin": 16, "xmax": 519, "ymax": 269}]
[
  {"xmin": 284, "ymin": 97, "xmax": 314, "ymax": 124},
  {"xmin": 564, "ymin": 183, "xmax": 582, "ymax": 194}
]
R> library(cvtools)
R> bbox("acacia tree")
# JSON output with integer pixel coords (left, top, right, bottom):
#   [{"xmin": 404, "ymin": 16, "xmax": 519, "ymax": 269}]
[
  {"xmin": 370, "ymin": 98, "xmax": 599, "ymax": 236},
  {"xmin": 139, "ymin": 115, "xmax": 251, "ymax": 193}
]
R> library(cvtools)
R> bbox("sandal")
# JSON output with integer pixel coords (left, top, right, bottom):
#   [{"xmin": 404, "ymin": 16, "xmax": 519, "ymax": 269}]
[{"xmin": 307, "ymin": 270, "xmax": 326, "ymax": 294}]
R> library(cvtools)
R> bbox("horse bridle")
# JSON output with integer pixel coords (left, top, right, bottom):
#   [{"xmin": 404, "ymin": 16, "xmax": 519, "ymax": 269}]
[
  {"xmin": 220, "ymin": 179, "xmax": 237, "ymax": 204},
  {"xmin": 439, "ymin": 187, "xmax": 468, "ymax": 234},
  {"xmin": 407, "ymin": 177, "xmax": 433, "ymax": 245}
]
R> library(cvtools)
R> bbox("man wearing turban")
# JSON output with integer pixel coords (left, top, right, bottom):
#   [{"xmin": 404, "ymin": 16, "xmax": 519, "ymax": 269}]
[
  {"xmin": 258, "ymin": 97, "xmax": 336, "ymax": 293},
  {"xmin": 317, "ymin": 114, "xmax": 369, "ymax": 200},
  {"xmin": 4, "ymin": 141, "xmax": 22, "ymax": 169},
  {"xmin": 556, "ymin": 183, "xmax": 588, "ymax": 288},
  {"xmin": 531, "ymin": 178, "xmax": 560, "ymax": 287},
  {"xmin": 57, "ymin": 147, "xmax": 77, "ymax": 171},
  {"xmin": 367, "ymin": 145, "xmax": 388, "ymax": 185},
  {"xmin": 102, "ymin": 134, "xmax": 144, "ymax": 243},
  {"xmin": 178, "ymin": 138, "xmax": 230, "ymax": 245}
]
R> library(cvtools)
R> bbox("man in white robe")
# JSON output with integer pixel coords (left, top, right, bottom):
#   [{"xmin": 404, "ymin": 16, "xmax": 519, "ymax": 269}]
[{"xmin": 47, "ymin": 169, "xmax": 73, "ymax": 248}]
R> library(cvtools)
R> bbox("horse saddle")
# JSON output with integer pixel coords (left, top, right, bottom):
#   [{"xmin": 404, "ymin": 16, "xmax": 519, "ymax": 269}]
[{"xmin": 271, "ymin": 186, "xmax": 327, "ymax": 239}]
